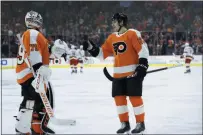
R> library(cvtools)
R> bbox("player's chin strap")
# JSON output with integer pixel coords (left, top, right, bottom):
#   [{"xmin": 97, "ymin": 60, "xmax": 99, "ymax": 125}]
[
  {"xmin": 117, "ymin": 25, "xmax": 122, "ymax": 33},
  {"xmin": 117, "ymin": 19, "xmax": 124, "ymax": 33},
  {"xmin": 117, "ymin": 25, "xmax": 128, "ymax": 35}
]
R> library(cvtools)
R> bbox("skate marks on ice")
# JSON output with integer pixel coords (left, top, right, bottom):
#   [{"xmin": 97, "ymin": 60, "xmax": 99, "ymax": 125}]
[{"xmin": 1, "ymin": 67, "xmax": 202, "ymax": 134}]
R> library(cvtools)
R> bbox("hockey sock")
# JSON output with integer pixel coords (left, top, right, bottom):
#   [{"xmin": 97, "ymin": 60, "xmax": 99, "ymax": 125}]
[
  {"xmin": 74, "ymin": 66, "xmax": 77, "ymax": 71},
  {"xmin": 71, "ymin": 66, "xmax": 74, "ymax": 72},
  {"xmin": 80, "ymin": 66, "xmax": 83, "ymax": 71},
  {"xmin": 185, "ymin": 58, "xmax": 191, "ymax": 70},
  {"xmin": 129, "ymin": 96, "xmax": 145, "ymax": 123},
  {"xmin": 114, "ymin": 96, "xmax": 129, "ymax": 122}
]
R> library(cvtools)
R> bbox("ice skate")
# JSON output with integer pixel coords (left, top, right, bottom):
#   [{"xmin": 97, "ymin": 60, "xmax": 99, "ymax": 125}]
[
  {"xmin": 116, "ymin": 121, "xmax": 131, "ymax": 134},
  {"xmin": 184, "ymin": 69, "xmax": 191, "ymax": 74},
  {"xmin": 131, "ymin": 122, "xmax": 145, "ymax": 134}
]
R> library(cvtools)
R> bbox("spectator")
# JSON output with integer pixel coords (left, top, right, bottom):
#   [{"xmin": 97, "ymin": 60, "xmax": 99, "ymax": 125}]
[{"xmin": 1, "ymin": 1, "xmax": 202, "ymax": 57}]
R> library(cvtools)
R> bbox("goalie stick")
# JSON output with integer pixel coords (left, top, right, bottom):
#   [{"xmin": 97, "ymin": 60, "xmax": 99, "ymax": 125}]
[
  {"xmin": 25, "ymin": 58, "xmax": 76, "ymax": 126},
  {"xmin": 17, "ymin": 34, "xmax": 76, "ymax": 126},
  {"xmin": 103, "ymin": 63, "xmax": 183, "ymax": 81}
]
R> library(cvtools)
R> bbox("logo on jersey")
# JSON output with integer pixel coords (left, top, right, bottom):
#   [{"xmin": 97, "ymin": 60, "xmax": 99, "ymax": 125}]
[{"xmin": 113, "ymin": 42, "xmax": 127, "ymax": 55}]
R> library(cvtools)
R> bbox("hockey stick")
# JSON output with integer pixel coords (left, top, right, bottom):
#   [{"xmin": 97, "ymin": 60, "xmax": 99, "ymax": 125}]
[
  {"xmin": 103, "ymin": 63, "xmax": 183, "ymax": 81},
  {"xmin": 24, "ymin": 55, "xmax": 76, "ymax": 126},
  {"xmin": 17, "ymin": 34, "xmax": 76, "ymax": 126}
]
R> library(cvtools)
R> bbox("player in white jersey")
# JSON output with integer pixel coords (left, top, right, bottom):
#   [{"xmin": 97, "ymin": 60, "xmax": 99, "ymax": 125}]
[
  {"xmin": 69, "ymin": 45, "xmax": 79, "ymax": 73},
  {"xmin": 15, "ymin": 10, "xmax": 67, "ymax": 135},
  {"xmin": 77, "ymin": 45, "xmax": 85, "ymax": 73},
  {"xmin": 180, "ymin": 42, "xmax": 194, "ymax": 73}
]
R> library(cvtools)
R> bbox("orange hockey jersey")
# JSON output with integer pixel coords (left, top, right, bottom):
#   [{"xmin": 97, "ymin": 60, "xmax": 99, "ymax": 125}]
[
  {"xmin": 16, "ymin": 29, "xmax": 50, "ymax": 84},
  {"xmin": 99, "ymin": 29, "xmax": 149, "ymax": 78}
]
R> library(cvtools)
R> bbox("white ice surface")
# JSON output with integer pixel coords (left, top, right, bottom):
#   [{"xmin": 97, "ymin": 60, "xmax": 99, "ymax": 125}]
[{"xmin": 1, "ymin": 66, "xmax": 202, "ymax": 134}]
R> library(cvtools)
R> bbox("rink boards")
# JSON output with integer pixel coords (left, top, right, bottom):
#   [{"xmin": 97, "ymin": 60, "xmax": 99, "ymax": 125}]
[{"xmin": 1, "ymin": 55, "xmax": 202, "ymax": 69}]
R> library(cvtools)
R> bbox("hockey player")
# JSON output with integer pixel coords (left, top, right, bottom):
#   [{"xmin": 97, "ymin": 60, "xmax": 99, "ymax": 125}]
[
  {"xmin": 69, "ymin": 45, "xmax": 79, "ymax": 74},
  {"xmin": 15, "ymin": 10, "xmax": 67, "ymax": 135},
  {"xmin": 82, "ymin": 13, "xmax": 149, "ymax": 134},
  {"xmin": 77, "ymin": 45, "xmax": 85, "ymax": 73},
  {"xmin": 180, "ymin": 42, "xmax": 194, "ymax": 73}
]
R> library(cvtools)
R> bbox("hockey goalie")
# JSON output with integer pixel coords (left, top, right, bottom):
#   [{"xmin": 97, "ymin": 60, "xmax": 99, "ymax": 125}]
[{"xmin": 15, "ymin": 10, "xmax": 69, "ymax": 135}]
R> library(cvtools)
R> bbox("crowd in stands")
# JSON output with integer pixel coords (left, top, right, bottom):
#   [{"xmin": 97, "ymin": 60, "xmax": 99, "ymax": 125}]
[{"xmin": 1, "ymin": 1, "xmax": 202, "ymax": 58}]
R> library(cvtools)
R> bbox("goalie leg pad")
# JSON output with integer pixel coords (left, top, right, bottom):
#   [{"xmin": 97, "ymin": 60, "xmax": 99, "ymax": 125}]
[
  {"xmin": 31, "ymin": 82, "xmax": 55, "ymax": 134},
  {"xmin": 15, "ymin": 100, "xmax": 35, "ymax": 134},
  {"xmin": 32, "ymin": 109, "xmax": 55, "ymax": 134},
  {"xmin": 32, "ymin": 111, "xmax": 55, "ymax": 134}
]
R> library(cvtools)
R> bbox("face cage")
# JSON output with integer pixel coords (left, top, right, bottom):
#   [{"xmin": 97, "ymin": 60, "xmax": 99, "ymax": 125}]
[{"xmin": 26, "ymin": 18, "xmax": 43, "ymax": 28}]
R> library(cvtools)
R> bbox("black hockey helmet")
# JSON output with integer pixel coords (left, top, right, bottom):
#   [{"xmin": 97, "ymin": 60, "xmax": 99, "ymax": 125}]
[{"xmin": 112, "ymin": 13, "xmax": 128, "ymax": 27}]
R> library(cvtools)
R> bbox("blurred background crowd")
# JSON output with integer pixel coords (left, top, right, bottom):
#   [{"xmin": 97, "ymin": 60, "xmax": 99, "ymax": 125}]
[{"xmin": 1, "ymin": 1, "xmax": 203, "ymax": 58}]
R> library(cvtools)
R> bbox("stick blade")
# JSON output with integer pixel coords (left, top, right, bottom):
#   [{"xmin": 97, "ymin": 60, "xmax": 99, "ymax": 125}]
[
  {"xmin": 103, "ymin": 67, "xmax": 113, "ymax": 81},
  {"xmin": 50, "ymin": 117, "xmax": 76, "ymax": 126}
]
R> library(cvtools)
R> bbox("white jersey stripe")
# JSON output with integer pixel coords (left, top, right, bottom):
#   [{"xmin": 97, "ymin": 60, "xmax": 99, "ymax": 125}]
[
  {"xmin": 17, "ymin": 68, "xmax": 32, "ymax": 79},
  {"xmin": 114, "ymin": 64, "xmax": 138, "ymax": 74}
]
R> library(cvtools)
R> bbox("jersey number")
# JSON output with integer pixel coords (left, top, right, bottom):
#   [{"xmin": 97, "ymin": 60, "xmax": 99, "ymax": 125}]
[
  {"xmin": 113, "ymin": 42, "xmax": 127, "ymax": 55},
  {"xmin": 17, "ymin": 44, "xmax": 25, "ymax": 65}
]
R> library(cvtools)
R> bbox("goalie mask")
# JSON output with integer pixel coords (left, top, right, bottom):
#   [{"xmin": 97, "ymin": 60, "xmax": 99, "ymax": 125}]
[{"xmin": 25, "ymin": 10, "xmax": 43, "ymax": 29}]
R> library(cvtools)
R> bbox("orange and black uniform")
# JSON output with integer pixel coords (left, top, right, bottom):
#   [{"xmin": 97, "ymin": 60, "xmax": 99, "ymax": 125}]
[
  {"xmin": 85, "ymin": 28, "xmax": 149, "ymax": 124},
  {"xmin": 16, "ymin": 29, "xmax": 54, "ymax": 134}
]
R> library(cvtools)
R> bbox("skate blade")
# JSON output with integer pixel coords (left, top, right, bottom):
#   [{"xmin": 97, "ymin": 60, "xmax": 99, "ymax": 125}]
[
  {"xmin": 117, "ymin": 130, "xmax": 131, "ymax": 135},
  {"xmin": 131, "ymin": 130, "xmax": 145, "ymax": 135},
  {"xmin": 126, "ymin": 131, "xmax": 131, "ymax": 135}
]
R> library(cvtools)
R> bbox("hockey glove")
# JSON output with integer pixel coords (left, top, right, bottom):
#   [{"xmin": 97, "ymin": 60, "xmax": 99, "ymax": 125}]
[
  {"xmin": 127, "ymin": 58, "xmax": 149, "ymax": 79},
  {"xmin": 32, "ymin": 66, "xmax": 52, "ymax": 93},
  {"xmin": 82, "ymin": 38, "xmax": 100, "ymax": 57},
  {"xmin": 83, "ymin": 35, "xmax": 89, "ymax": 51}
]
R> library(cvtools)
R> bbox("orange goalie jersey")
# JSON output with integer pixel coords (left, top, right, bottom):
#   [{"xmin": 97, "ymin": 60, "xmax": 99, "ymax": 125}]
[
  {"xmin": 100, "ymin": 29, "xmax": 148, "ymax": 78},
  {"xmin": 16, "ymin": 29, "xmax": 50, "ymax": 84}
]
